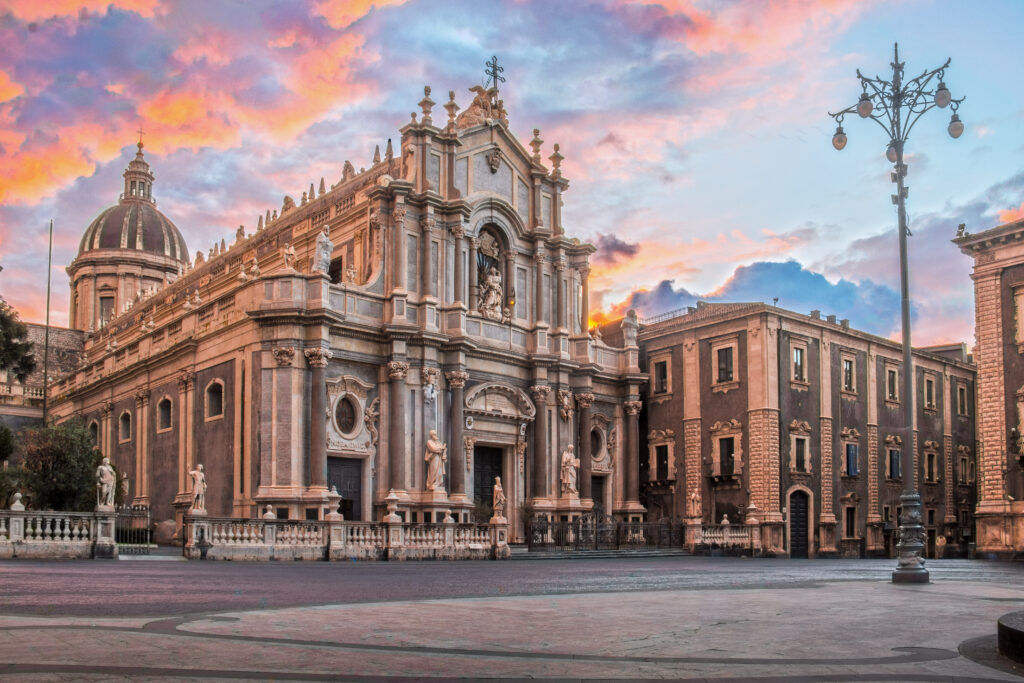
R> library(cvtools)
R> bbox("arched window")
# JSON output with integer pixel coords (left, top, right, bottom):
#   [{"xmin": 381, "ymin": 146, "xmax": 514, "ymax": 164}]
[
  {"xmin": 157, "ymin": 397, "xmax": 172, "ymax": 431},
  {"xmin": 205, "ymin": 381, "xmax": 224, "ymax": 419},
  {"xmin": 119, "ymin": 411, "xmax": 132, "ymax": 442},
  {"xmin": 89, "ymin": 421, "xmax": 99, "ymax": 446}
]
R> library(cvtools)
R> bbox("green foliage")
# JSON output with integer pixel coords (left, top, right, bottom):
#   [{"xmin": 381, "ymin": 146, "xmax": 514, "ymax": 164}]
[
  {"xmin": 0, "ymin": 465, "xmax": 27, "ymax": 508},
  {"xmin": 0, "ymin": 425, "xmax": 12, "ymax": 462},
  {"xmin": 19, "ymin": 419, "xmax": 105, "ymax": 511},
  {"xmin": 0, "ymin": 297, "xmax": 36, "ymax": 384},
  {"xmin": 471, "ymin": 496, "xmax": 492, "ymax": 523}
]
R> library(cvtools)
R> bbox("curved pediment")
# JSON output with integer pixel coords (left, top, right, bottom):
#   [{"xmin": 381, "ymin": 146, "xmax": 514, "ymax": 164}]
[{"xmin": 465, "ymin": 382, "xmax": 536, "ymax": 421}]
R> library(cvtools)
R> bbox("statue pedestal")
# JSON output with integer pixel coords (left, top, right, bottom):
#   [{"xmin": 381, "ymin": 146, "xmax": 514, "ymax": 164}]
[
  {"xmin": 93, "ymin": 505, "xmax": 117, "ymax": 559},
  {"xmin": 554, "ymin": 495, "xmax": 589, "ymax": 520}
]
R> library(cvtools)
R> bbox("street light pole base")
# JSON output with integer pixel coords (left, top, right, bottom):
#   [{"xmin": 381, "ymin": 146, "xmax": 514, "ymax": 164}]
[
  {"xmin": 892, "ymin": 567, "xmax": 930, "ymax": 583},
  {"xmin": 892, "ymin": 491, "xmax": 929, "ymax": 584}
]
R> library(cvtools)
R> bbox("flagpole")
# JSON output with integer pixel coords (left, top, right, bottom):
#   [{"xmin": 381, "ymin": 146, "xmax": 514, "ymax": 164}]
[{"xmin": 42, "ymin": 219, "xmax": 53, "ymax": 424}]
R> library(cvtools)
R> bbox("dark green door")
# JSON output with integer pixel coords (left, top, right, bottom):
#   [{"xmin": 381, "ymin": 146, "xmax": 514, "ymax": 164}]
[{"xmin": 328, "ymin": 457, "xmax": 362, "ymax": 521}]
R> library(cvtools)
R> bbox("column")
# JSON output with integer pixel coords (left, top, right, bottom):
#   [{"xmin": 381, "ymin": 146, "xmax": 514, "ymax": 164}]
[
  {"xmin": 393, "ymin": 207, "xmax": 407, "ymax": 290},
  {"xmin": 580, "ymin": 265, "xmax": 590, "ymax": 331},
  {"xmin": 531, "ymin": 385, "xmax": 551, "ymax": 499},
  {"xmin": 100, "ymin": 401, "xmax": 112, "ymax": 462},
  {"xmin": 452, "ymin": 226, "xmax": 465, "ymax": 305},
  {"xmin": 556, "ymin": 262, "xmax": 566, "ymax": 329},
  {"xmin": 446, "ymin": 371, "xmax": 468, "ymax": 496},
  {"xmin": 134, "ymin": 390, "xmax": 149, "ymax": 503},
  {"xmin": 505, "ymin": 253, "xmax": 515, "ymax": 316},
  {"xmin": 469, "ymin": 237, "xmax": 479, "ymax": 312},
  {"xmin": 533, "ymin": 248, "xmax": 545, "ymax": 325},
  {"xmin": 624, "ymin": 400, "xmax": 642, "ymax": 504},
  {"xmin": 577, "ymin": 392, "xmax": 594, "ymax": 502},
  {"xmin": 305, "ymin": 348, "xmax": 332, "ymax": 489},
  {"xmin": 387, "ymin": 361, "xmax": 410, "ymax": 493},
  {"xmin": 420, "ymin": 215, "xmax": 434, "ymax": 298}
]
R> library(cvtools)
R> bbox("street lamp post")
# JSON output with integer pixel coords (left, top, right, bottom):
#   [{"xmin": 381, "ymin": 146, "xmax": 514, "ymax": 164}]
[{"xmin": 829, "ymin": 43, "xmax": 964, "ymax": 584}]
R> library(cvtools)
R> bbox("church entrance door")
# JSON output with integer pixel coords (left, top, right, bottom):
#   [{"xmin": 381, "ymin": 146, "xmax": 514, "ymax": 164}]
[
  {"xmin": 328, "ymin": 457, "xmax": 362, "ymax": 521},
  {"xmin": 591, "ymin": 475, "xmax": 606, "ymax": 517},
  {"xmin": 473, "ymin": 446, "xmax": 503, "ymax": 519},
  {"xmin": 789, "ymin": 490, "xmax": 809, "ymax": 558}
]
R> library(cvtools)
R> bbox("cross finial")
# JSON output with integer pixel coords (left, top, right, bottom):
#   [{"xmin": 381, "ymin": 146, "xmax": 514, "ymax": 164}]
[
  {"xmin": 484, "ymin": 55, "xmax": 505, "ymax": 90},
  {"xmin": 136, "ymin": 127, "xmax": 145, "ymax": 150}
]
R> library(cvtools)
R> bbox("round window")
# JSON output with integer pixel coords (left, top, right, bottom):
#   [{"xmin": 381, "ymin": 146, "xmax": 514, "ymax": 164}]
[{"xmin": 335, "ymin": 396, "xmax": 359, "ymax": 435}]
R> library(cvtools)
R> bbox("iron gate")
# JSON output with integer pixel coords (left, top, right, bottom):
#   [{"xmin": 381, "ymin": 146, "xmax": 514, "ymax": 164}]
[
  {"xmin": 115, "ymin": 505, "xmax": 152, "ymax": 555},
  {"xmin": 528, "ymin": 515, "xmax": 684, "ymax": 551}
]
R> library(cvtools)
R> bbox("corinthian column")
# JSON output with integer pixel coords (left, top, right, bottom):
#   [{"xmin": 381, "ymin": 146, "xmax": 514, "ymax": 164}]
[
  {"xmin": 580, "ymin": 266, "xmax": 590, "ymax": 331},
  {"xmin": 387, "ymin": 360, "xmax": 410, "ymax": 493},
  {"xmin": 446, "ymin": 370, "xmax": 469, "ymax": 496},
  {"xmin": 576, "ymin": 392, "xmax": 595, "ymax": 502},
  {"xmin": 452, "ymin": 225, "xmax": 465, "ymax": 305},
  {"xmin": 469, "ymin": 237, "xmax": 479, "ymax": 312},
  {"xmin": 305, "ymin": 348, "xmax": 332, "ymax": 490},
  {"xmin": 624, "ymin": 400, "xmax": 642, "ymax": 505},
  {"xmin": 531, "ymin": 385, "xmax": 552, "ymax": 499}
]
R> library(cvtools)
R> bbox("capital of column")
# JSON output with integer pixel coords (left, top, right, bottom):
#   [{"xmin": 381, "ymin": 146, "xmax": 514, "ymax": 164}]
[
  {"xmin": 469, "ymin": 237, "xmax": 480, "ymax": 249},
  {"xmin": 134, "ymin": 390, "xmax": 150, "ymax": 408},
  {"xmin": 624, "ymin": 400, "xmax": 642, "ymax": 416},
  {"xmin": 451, "ymin": 225, "xmax": 465, "ymax": 239},
  {"xmin": 176, "ymin": 370, "xmax": 195, "ymax": 392},
  {"xmin": 530, "ymin": 384, "xmax": 552, "ymax": 401},
  {"xmin": 272, "ymin": 346, "xmax": 296, "ymax": 366},
  {"xmin": 387, "ymin": 360, "xmax": 410, "ymax": 380},
  {"xmin": 422, "ymin": 366, "xmax": 439, "ymax": 386},
  {"xmin": 555, "ymin": 258, "xmax": 567, "ymax": 273},
  {"xmin": 304, "ymin": 347, "xmax": 333, "ymax": 368},
  {"xmin": 533, "ymin": 247, "xmax": 546, "ymax": 263},
  {"xmin": 575, "ymin": 392, "xmax": 595, "ymax": 409},
  {"xmin": 100, "ymin": 401, "xmax": 113, "ymax": 418},
  {"xmin": 392, "ymin": 207, "xmax": 407, "ymax": 225},
  {"xmin": 420, "ymin": 215, "xmax": 436, "ymax": 232},
  {"xmin": 369, "ymin": 209, "xmax": 383, "ymax": 229},
  {"xmin": 446, "ymin": 370, "xmax": 469, "ymax": 389}
]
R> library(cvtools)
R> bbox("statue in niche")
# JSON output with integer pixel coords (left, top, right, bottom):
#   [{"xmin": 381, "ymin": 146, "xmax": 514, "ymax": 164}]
[
  {"xmin": 479, "ymin": 266, "xmax": 504, "ymax": 321},
  {"xmin": 96, "ymin": 457, "xmax": 116, "ymax": 508},
  {"xmin": 424, "ymin": 430, "xmax": 448, "ymax": 492},
  {"xmin": 560, "ymin": 445, "xmax": 579, "ymax": 496}
]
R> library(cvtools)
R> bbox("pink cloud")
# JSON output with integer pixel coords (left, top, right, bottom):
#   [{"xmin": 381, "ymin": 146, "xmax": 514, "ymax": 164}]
[{"xmin": 1, "ymin": 0, "xmax": 161, "ymax": 21}]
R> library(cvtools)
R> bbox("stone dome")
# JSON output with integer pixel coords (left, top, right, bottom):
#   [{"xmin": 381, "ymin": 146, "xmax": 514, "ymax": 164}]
[{"xmin": 77, "ymin": 141, "xmax": 189, "ymax": 262}]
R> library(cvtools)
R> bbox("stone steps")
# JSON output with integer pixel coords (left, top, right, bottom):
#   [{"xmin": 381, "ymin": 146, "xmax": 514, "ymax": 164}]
[{"xmin": 509, "ymin": 547, "xmax": 691, "ymax": 560}]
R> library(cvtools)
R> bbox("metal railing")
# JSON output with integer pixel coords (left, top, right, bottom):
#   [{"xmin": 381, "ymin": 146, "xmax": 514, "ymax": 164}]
[{"xmin": 115, "ymin": 505, "xmax": 152, "ymax": 555}]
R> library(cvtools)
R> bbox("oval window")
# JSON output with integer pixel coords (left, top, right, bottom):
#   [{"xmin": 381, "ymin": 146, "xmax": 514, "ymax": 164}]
[
  {"xmin": 591, "ymin": 428, "xmax": 602, "ymax": 458},
  {"xmin": 335, "ymin": 396, "xmax": 358, "ymax": 435}
]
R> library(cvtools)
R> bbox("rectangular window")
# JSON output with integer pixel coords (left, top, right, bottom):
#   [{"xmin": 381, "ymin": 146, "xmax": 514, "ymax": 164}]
[
  {"xmin": 429, "ymin": 241, "xmax": 438, "ymax": 297},
  {"xmin": 793, "ymin": 346, "xmax": 805, "ymax": 381},
  {"xmin": 959, "ymin": 456, "xmax": 968, "ymax": 484},
  {"xmin": 99, "ymin": 296, "xmax": 115, "ymax": 326},
  {"xmin": 720, "ymin": 437, "xmax": 735, "ymax": 476},
  {"xmin": 888, "ymin": 448, "xmax": 902, "ymax": 479},
  {"xmin": 927, "ymin": 509, "xmax": 936, "ymax": 527},
  {"xmin": 887, "ymin": 368, "xmax": 898, "ymax": 401},
  {"xmin": 717, "ymin": 347, "xmax": 733, "ymax": 383},
  {"xmin": 883, "ymin": 505, "xmax": 891, "ymax": 522},
  {"xmin": 926, "ymin": 452, "xmax": 936, "ymax": 482},
  {"xmin": 654, "ymin": 361, "xmax": 668, "ymax": 394},
  {"xmin": 842, "ymin": 358, "xmax": 855, "ymax": 392},
  {"xmin": 957, "ymin": 385, "xmax": 968, "ymax": 416},
  {"xmin": 961, "ymin": 510, "xmax": 968, "ymax": 526},
  {"xmin": 844, "ymin": 506, "xmax": 857, "ymax": 539},
  {"xmin": 656, "ymin": 444, "xmax": 669, "ymax": 481},
  {"xmin": 794, "ymin": 437, "xmax": 808, "ymax": 472},
  {"xmin": 925, "ymin": 377, "xmax": 935, "ymax": 409},
  {"xmin": 845, "ymin": 443, "xmax": 859, "ymax": 476}
]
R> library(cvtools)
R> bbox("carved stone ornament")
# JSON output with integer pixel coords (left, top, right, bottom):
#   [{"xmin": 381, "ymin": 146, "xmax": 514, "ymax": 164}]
[
  {"xmin": 624, "ymin": 400, "xmax": 642, "ymax": 416},
  {"xmin": 445, "ymin": 370, "xmax": 468, "ymax": 389},
  {"xmin": 272, "ymin": 346, "xmax": 296, "ymax": 366},
  {"xmin": 516, "ymin": 440, "xmax": 527, "ymax": 474},
  {"xmin": 530, "ymin": 385, "xmax": 551, "ymax": 404},
  {"xmin": 134, "ymin": 390, "xmax": 149, "ymax": 407},
  {"xmin": 304, "ymin": 347, "xmax": 333, "ymax": 368},
  {"xmin": 840, "ymin": 427, "xmax": 860, "ymax": 440},
  {"xmin": 486, "ymin": 147, "xmax": 502, "ymax": 174},
  {"xmin": 100, "ymin": 401, "xmax": 113, "ymax": 418},
  {"xmin": 422, "ymin": 367, "xmax": 440, "ymax": 387},
  {"xmin": 176, "ymin": 370, "xmax": 195, "ymax": 392},
  {"xmin": 465, "ymin": 382, "xmax": 537, "ymax": 422},
  {"xmin": 420, "ymin": 215, "xmax": 436, "ymax": 232},
  {"xmin": 788, "ymin": 420, "xmax": 812, "ymax": 435},
  {"xmin": 558, "ymin": 390, "xmax": 575, "ymax": 422},
  {"xmin": 464, "ymin": 436, "xmax": 476, "ymax": 472},
  {"xmin": 710, "ymin": 418, "xmax": 742, "ymax": 434},
  {"xmin": 387, "ymin": 361, "xmax": 409, "ymax": 380},
  {"xmin": 392, "ymin": 207, "xmax": 407, "ymax": 225},
  {"xmin": 575, "ymin": 392, "xmax": 595, "ymax": 410},
  {"xmin": 884, "ymin": 434, "xmax": 903, "ymax": 446},
  {"xmin": 451, "ymin": 225, "xmax": 465, "ymax": 240},
  {"xmin": 327, "ymin": 375, "xmax": 374, "ymax": 401},
  {"xmin": 648, "ymin": 428, "xmax": 675, "ymax": 442}
]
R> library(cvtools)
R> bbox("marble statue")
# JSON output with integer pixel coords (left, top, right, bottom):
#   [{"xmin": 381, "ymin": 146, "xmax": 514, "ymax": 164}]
[
  {"xmin": 96, "ymin": 457, "xmax": 116, "ymax": 507},
  {"xmin": 189, "ymin": 464, "xmax": 207, "ymax": 511},
  {"xmin": 622, "ymin": 309, "xmax": 639, "ymax": 347},
  {"xmin": 687, "ymin": 490, "xmax": 701, "ymax": 519},
  {"xmin": 282, "ymin": 243, "xmax": 296, "ymax": 270},
  {"xmin": 493, "ymin": 476, "xmax": 506, "ymax": 516},
  {"xmin": 345, "ymin": 263, "xmax": 357, "ymax": 284},
  {"xmin": 424, "ymin": 430, "xmax": 448, "ymax": 492},
  {"xmin": 560, "ymin": 445, "xmax": 579, "ymax": 496},
  {"xmin": 479, "ymin": 266, "xmax": 503, "ymax": 321}
]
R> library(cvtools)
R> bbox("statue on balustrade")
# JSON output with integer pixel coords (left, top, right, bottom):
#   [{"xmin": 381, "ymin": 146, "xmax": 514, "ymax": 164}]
[
  {"xmin": 560, "ymin": 445, "xmax": 579, "ymax": 496},
  {"xmin": 424, "ymin": 430, "xmax": 448, "ymax": 492},
  {"xmin": 96, "ymin": 457, "xmax": 116, "ymax": 508},
  {"xmin": 189, "ymin": 464, "xmax": 207, "ymax": 512},
  {"xmin": 479, "ymin": 266, "xmax": 504, "ymax": 321}
]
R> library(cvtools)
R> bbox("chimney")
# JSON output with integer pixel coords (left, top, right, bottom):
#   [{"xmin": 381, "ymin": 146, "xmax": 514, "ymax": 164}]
[
  {"xmin": 810, "ymin": 310, "xmax": 821, "ymax": 319},
  {"xmin": 840, "ymin": 319, "xmax": 850, "ymax": 330},
  {"xmin": 826, "ymin": 315, "xmax": 837, "ymax": 324}
]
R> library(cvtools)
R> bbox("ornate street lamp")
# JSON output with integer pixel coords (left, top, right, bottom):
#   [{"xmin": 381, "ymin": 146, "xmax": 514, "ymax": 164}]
[{"xmin": 829, "ymin": 43, "xmax": 965, "ymax": 584}]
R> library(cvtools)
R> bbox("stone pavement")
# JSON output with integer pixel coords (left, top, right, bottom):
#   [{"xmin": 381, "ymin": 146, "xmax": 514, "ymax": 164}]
[{"xmin": 0, "ymin": 559, "xmax": 1022, "ymax": 680}]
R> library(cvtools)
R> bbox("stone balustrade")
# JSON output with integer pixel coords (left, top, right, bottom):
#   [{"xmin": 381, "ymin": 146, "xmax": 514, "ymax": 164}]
[
  {"xmin": 185, "ymin": 514, "xmax": 510, "ymax": 562},
  {"xmin": 685, "ymin": 521, "xmax": 762, "ymax": 555},
  {"xmin": 0, "ymin": 504, "xmax": 117, "ymax": 559}
]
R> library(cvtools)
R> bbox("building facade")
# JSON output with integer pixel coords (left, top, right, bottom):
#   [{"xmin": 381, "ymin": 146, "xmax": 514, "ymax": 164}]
[
  {"xmin": 49, "ymin": 82, "xmax": 646, "ymax": 541},
  {"xmin": 956, "ymin": 218, "xmax": 1024, "ymax": 557},
  {"xmin": 637, "ymin": 302, "xmax": 977, "ymax": 558}
]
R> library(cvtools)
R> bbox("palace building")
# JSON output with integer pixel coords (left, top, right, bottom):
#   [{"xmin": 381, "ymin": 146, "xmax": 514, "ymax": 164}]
[
  {"xmin": 956, "ymin": 218, "xmax": 1024, "ymax": 557},
  {"xmin": 49, "ymin": 80, "xmax": 647, "ymax": 541},
  {"xmin": 636, "ymin": 302, "xmax": 977, "ymax": 558}
]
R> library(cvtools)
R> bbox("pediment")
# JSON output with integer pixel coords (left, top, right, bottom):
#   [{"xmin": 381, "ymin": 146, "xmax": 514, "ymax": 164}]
[{"xmin": 465, "ymin": 382, "xmax": 536, "ymax": 421}]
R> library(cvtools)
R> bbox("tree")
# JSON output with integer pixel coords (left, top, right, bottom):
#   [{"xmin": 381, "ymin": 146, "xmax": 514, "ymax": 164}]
[
  {"xmin": 0, "ymin": 296, "xmax": 36, "ymax": 383},
  {"xmin": 0, "ymin": 425, "xmax": 12, "ymax": 463},
  {"xmin": 20, "ymin": 419, "xmax": 107, "ymax": 511}
]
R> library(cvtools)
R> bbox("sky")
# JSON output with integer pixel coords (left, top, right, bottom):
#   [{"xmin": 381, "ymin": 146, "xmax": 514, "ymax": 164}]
[{"xmin": 1, "ymin": 0, "xmax": 1022, "ymax": 348}]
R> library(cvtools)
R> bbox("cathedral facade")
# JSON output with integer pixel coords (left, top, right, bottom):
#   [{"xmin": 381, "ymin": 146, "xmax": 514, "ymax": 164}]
[{"xmin": 49, "ymin": 82, "xmax": 646, "ymax": 540}]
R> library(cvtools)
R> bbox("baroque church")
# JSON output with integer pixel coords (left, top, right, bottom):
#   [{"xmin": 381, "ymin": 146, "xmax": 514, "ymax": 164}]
[{"xmin": 50, "ymin": 79, "xmax": 647, "ymax": 541}]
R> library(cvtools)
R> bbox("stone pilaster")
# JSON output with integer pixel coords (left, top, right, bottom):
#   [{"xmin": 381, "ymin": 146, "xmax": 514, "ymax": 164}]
[
  {"xmin": 866, "ymin": 424, "xmax": 883, "ymax": 551},
  {"xmin": 819, "ymin": 417, "xmax": 835, "ymax": 519},
  {"xmin": 943, "ymin": 434, "xmax": 956, "ymax": 524},
  {"xmin": 530, "ymin": 385, "xmax": 551, "ymax": 502},
  {"xmin": 623, "ymin": 400, "xmax": 642, "ymax": 507},
  {"xmin": 134, "ymin": 390, "xmax": 149, "ymax": 505},
  {"xmin": 683, "ymin": 418, "xmax": 701, "ymax": 518},
  {"xmin": 747, "ymin": 408, "xmax": 781, "ymax": 519},
  {"xmin": 973, "ymin": 272, "xmax": 1007, "ymax": 505},
  {"xmin": 468, "ymin": 237, "xmax": 479, "ymax": 312},
  {"xmin": 451, "ymin": 226, "xmax": 465, "ymax": 306}
]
